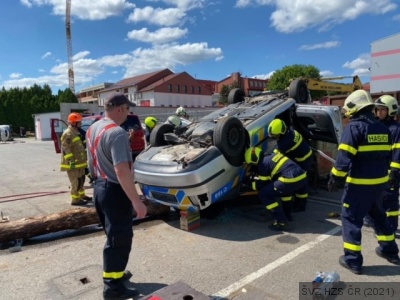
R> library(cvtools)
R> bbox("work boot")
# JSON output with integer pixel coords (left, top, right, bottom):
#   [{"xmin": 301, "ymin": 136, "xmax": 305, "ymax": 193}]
[
  {"xmin": 121, "ymin": 270, "xmax": 133, "ymax": 282},
  {"xmin": 71, "ymin": 199, "xmax": 87, "ymax": 206},
  {"xmin": 268, "ymin": 221, "xmax": 290, "ymax": 231},
  {"xmin": 338, "ymin": 255, "xmax": 362, "ymax": 274},
  {"xmin": 81, "ymin": 195, "xmax": 93, "ymax": 202},
  {"xmin": 375, "ymin": 247, "xmax": 400, "ymax": 264},
  {"xmin": 103, "ymin": 281, "xmax": 139, "ymax": 300}
]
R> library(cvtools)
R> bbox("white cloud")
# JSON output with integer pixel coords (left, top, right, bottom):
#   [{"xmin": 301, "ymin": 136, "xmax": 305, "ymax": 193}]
[
  {"xmin": 161, "ymin": 0, "xmax": 207, "ymax": 10},
  {"xmin": 2, "ymin": 41, "xmax": 223, "ymax": 89},
  {"xmin": 72, "ymin": 51, "xmax": 91, "ymax": 61},
  {"xmin": 320, "ymin": 70, "xmax": 334, "ymax": 77},
  {"xmin": 235, "ymin": 0, "xmax": 397, "ymax": 33},
  {"xmin": 127, "ymin": 27, "xmax": 188, "ymax": 44},
  {"xmin": 299, "ymin": 41, "xmax": 340, "ymax": 51},
  {"xmin": 128, "ymin": 6, "xmax": 186, "ymax": 26},
  {"xmin": 41, "ymin": 52, "xmax": 52, "ymax": 59},
  {"xmin": 252, "ymin": 71, "xmax": 275, "ymax": 79},
  {"xmin": 20, "ymin": 0, "xmax": 32, "ymax": 8},
  {"xmin": 21, "ymin": 0, "xmax": 135, "ymax": 20},
  {"xmin": 342, "ymin": 53, "xmax": 371, "ymax": 76},
  {"xmin": 10, "ymin": 73, "xmax": 23, "ymax": 79},
  {"xmin": 236, "ymin": 0, "xmax": 274, "ymax": 8},
  {"xmin": 123, "ymin": 42, "xmax": 223, "ymax": 77}
]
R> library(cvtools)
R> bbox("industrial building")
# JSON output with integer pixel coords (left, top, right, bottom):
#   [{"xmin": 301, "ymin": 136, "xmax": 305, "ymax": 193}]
[{"xmin": 370, "ymin": 32, "xmax": 400, "ymax": 96}]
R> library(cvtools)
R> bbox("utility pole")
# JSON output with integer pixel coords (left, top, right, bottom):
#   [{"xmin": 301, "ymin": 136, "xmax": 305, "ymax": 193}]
[{"xmin": 66, "ymin": 0, "xmax": 75, "ymax": 94}]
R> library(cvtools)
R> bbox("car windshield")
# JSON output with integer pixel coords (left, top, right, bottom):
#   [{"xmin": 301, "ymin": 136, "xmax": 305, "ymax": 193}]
[{"xmin": 81, "ymin": 117, "xmax": 98, "ymax": 131}]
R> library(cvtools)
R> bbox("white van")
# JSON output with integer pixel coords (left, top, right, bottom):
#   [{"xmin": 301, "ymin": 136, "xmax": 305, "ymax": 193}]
[{"xmin": 0, "ymin": 125, "xmax": 13, "ymax": 141}]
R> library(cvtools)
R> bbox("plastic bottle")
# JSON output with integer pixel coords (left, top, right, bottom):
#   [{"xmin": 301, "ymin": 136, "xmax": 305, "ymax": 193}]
[{"xmin": 319, "ymin": 271, "xmax": 340, "ymax": 299}]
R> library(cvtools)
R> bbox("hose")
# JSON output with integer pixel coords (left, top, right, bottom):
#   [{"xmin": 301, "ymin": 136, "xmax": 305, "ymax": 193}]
[
  {"xmin": 0, "ymin": 191, "xmax": 69, "ymax": 203},
  {"xmin": 311, "ymin": 147, "xmax": 336, "ymax": 164}
]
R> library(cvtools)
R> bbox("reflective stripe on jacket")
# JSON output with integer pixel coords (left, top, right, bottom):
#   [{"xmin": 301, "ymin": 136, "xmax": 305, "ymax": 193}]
[
  {"xmin": 331, "ymin": 114, "xmax": 391, "ymax": 185},
  {"xmin": 276, "ymin": 129, "xmax": 313, "ymax": 171},
  {"xmin": 60, "ymin": 127, "xmax": 87, "ymax": 171},
  {"xmin": 253, "ymin": 152, "xmax": 306, "ymax": 191}
]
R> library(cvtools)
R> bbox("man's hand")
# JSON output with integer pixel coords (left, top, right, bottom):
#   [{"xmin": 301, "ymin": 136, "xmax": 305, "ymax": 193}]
[
  {"xmin": 132, "ymin": 198, "xmax": 147, "ymax": 219},
  {"xmin": 327, "ymin": 174, "xmax": 339, "ymax": 192}
]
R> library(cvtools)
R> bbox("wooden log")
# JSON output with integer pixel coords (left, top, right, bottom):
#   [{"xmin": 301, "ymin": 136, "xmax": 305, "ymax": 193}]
[
  {"xmin": 0, "ymin": 202, "xmax": 170, "ymax": 244},
  {"xmin": 0, "ymin": 207, "xmax": 99, "ymax": 244}
]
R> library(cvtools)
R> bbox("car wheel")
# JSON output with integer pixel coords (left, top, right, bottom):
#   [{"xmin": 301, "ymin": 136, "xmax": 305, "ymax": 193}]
[
  {"xmin": 288, "ymin": 79, "xmax": 309, "ymax": 103},
  {"xmin": 149, "ymin": 123, "xmax": 175, "ymax": 146},
  {"xmin": 213, "ymin": 116, "xmax": 245, "ymax": 166},
  {"xmin": 227, "ymin": 88, "xmax": 245, "ymax": 104}
]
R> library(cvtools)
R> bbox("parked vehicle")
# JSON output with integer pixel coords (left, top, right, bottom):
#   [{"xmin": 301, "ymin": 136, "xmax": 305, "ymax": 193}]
[
  {"xmin": 133, "ymin": 81, "xmax": 343, "ymax": 212},
  {"xmin": 51, "ymin": 114, "xmax": 145, "ymax": 157},
  {"xmin": 0, "ymin": 125, "xmax": 13, "ymax": 141}
]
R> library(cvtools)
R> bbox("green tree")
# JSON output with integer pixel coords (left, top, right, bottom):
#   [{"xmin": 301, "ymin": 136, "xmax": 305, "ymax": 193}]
[
  {"xmin": 267, "ymin": 64, "xmax": 321, "ymax": 91},
  {"xmin": 219, "ymin": 81, "xmax": 240, "ymax": 104},
  {"xmin": 58, "ymin": 88, "xmax": 78, "ymax": 103}
]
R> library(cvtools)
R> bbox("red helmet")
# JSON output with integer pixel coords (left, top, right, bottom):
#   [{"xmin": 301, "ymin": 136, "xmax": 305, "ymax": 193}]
[{"xmin": 68, "ymin": 112, "xmax": 83, "ymax": 124}]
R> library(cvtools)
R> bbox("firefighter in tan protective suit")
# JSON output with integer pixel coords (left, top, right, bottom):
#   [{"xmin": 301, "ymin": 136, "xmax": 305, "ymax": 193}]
[{"xmin": 60, "ymin": 113, "xmax": 92, "ymax": 205}]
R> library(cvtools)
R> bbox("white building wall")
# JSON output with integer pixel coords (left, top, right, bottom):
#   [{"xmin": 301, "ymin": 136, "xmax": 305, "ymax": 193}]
[
  {"xmin": 370, "ymin": 33, "xmax": 400, "ymax": 93},
  {"xmin": 153, "ymin": 92, "xmax": 212, "ymax": 107},
  {"xmin": 33, "ymin": 112, "xmax": 61, "ymax": 141}
]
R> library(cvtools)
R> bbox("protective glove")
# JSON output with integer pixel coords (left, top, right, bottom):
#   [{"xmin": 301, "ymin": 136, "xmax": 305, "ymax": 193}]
[
  {"xmin": 240, "ymin": 176, "xmax": 253, "ymax": 192},
  {"xmin": 69, "ymin": 161, "xmax": 76, "ymax": 169},
  {"xmin": 327, "ymin": 174, "xmax": 339, "ymax": 192}
]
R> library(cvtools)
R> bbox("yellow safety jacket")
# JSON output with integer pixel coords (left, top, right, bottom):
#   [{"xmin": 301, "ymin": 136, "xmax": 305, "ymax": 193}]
[{"xmin": 60, "ymin": 127, "xmax": 87, "ymax": 171}]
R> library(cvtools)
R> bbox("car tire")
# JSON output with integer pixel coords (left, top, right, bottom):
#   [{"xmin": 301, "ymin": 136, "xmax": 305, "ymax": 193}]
[
  {"xmin": 288, "ymin": 79, "xmax": 309, "ymax": 103},
  {"xmin": 149, "ymin": 123, "xmax": 175, "ymax": 146},
  {"xmin": 213, "ymin": 116, "xmax": 245, "ymax": 166},
  {"xmin": 227, "ymin": 88, "xmax": 245, "ymax": 104}
]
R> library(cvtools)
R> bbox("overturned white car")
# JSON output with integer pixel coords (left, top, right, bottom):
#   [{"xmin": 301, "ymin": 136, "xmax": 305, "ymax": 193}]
[{"xmin": 134, "ymin": 80, "xmax": 343, "ymax": 212}]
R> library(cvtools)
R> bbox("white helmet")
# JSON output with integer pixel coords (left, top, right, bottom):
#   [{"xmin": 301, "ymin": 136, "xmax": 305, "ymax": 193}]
[
  {"xmin": 375, "ymin": 95, "xmax": 398, "ymax": 117},
  {"xmin": 343, "ymin": 90, "xmax": 374, "ymax": 117},
  {"xmin": 167, "ymin": 115, "xmax": 181, "ymax": 127},
  {"xmin": 176, "ymin": 106, "xmax": 186, "ymax": 116}
]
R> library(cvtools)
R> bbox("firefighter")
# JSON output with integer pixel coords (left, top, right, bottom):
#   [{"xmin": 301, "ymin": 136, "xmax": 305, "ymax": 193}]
[
  {"xmin": 176, "ymin": 106, "xmax": 188, "ymax": 118},
  {"xmin": 60, "ymin": 113, "xmax": 91, "ymax": 205},
  {"xmin": 86, "ymin": 94, "xmax": 147, "ymax": 299},
  {"xmin": 244, "ymin": 147, "xmax": 308, "ymax": 231},
  {"xmin": 167, "ymin": 115, "xmax": 182, "ymax": 127},
  {"xmin": 373, "ymin": 95, "xmax": 400, "ymax": 234},
  {"xmin": 328, "ymin": 90, "xmax": 399, "ymax": 275},
  {"xmin": 267, "ymin": 119, "xmax": 313, "ymax": 212},
  {"xmin": 77, "ymin": 126, "xmax": 95, "ymax": 185},
  {"xmin": 144, "ymin": 116, "xmax": 158, "ymax": 143}
]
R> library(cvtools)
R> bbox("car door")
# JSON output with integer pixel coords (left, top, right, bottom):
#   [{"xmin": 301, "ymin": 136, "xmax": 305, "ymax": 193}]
[{"xmin": 294, "ymin": 104, "xmax": 343, "ymax": 145}]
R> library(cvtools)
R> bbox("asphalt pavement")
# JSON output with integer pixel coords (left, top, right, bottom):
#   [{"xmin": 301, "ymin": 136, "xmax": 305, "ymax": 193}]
[{"xmin": 0, "ymin": 138, "xmax": 399, "ymax": 300}]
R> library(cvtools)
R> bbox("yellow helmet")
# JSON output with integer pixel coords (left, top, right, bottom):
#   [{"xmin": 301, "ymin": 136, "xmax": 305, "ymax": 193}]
[
  {"xmin": 167, "ymin": 115, "xmax": 181, "ymax": 127},
  {"xmin": 375, "ymin": 95, "xmax": 398, "ymax": 117},
  {"xmin": 144, "ymin": 116, "xmax": 158, "ymax": 129},
  {"xmin": 244, "ymin": 147, "xmax": 263, "ymax": 164},
  {"xmin": 268, "ymin": 119, "xmax": 287, "ymax": 137},
  {"xmin": 343, "ymin": 90, "xmax": 374, "ymax": 117}
]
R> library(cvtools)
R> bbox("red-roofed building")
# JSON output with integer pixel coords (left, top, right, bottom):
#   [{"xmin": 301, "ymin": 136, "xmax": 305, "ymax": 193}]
[{"xmin": 97, "ymin": 69, "xmax": 215, "ymax": 107}]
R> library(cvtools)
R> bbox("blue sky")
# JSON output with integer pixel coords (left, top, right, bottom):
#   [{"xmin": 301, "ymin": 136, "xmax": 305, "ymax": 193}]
[{"xmin": 1, "ymin": 0, "xmax": 399, "ymax": 93}]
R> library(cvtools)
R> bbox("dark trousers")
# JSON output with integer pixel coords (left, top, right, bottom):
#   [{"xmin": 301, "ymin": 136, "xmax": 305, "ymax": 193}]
[
  {"xmin": 341, "ymin": 183, "xmax": 398, "ymax": 267},
  {"xmin": 94, "ymin": 179, "xmax": 134, "ymax": 283},
  {"xmin": 383, "ymin": 185, "xmax": 400, "ymax": 234},
  {"xmin": 259, "ymin": 178, "xmax": 307, "ymax": 223}
]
